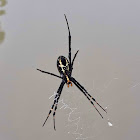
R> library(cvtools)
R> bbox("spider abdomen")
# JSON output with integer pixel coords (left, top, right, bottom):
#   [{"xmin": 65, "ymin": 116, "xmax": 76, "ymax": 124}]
[{"xmin": 57, "ymin": 56, "xmax": 69, "ymax": 75}]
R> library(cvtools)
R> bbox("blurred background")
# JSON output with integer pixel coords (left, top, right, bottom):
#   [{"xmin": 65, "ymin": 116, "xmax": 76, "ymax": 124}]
[{"xmin": 0, "ymin": 0, "xmax": 140, "ymax": 140}]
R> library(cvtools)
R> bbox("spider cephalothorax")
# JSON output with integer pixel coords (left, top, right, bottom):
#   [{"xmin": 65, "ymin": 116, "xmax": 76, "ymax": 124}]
[{"xmin": 37, "ymin": 14, "xmax": 107, "ymax": 130}]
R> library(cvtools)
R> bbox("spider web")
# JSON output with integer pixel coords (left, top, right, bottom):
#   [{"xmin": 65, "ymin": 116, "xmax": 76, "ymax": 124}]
[{"xmin": 48, "ymin": 53, "xmax": 117, "ymax": 140}]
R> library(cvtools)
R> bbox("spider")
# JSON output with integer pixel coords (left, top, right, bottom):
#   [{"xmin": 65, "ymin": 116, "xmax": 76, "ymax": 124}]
[{"xmin": 37, "ymin": 15, "xmax": 107, "ymax": 130}]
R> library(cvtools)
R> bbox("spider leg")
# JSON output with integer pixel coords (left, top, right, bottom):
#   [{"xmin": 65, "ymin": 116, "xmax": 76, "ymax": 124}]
[
  {"xmin": 87, "ymin": 94, "xmax": 107, "ymax": 113},
  {"xmin": 71, "ymin": 50, "xmax": 79, "ymax": 72},
  {"xmin": 53, "ymin": 94, "xmax": 62, "ymax": 130},
  {"xmin": 71, "ymin": 77, "xmax": 106, "ymax": 118},
  {"xmin": 42, "ymin": 93, "xmax": 58, "ymax": 127},
  {"xmin": 42, "ymin": 80, "xmax": 65, "ymax": 130},
  {"xmin": 71, "ymin": 77, "xmax": 107, "ymax": 113},
  {"xmin": 64, "ymin": 14, "xmax": 71, "ymax": 66},
  {"xmin": 53, "ymin": 80, "xmax": 65, "ymax": 130},
  {"xmin": 37, "ymin": 69, "xmax": 62, "ymax": 79}
]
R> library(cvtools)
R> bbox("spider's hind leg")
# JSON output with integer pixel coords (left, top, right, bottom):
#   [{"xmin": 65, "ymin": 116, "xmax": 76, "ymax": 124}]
[
  {"xmin": 64, "ymin": 14, "xmax": 71, "ymax": 66},
  {"xmin": 71, "ymin": 50, "xmax": 79, "ymax": 71}
]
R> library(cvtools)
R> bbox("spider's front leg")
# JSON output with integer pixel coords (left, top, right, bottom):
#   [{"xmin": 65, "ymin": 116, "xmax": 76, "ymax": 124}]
[
  {"xmin": 52, "ymin": 80, "xmax": 65, "ymax": 130},
  {"xmin": 42, "ymin": 80, "xmax": 65, "ymax": 130},
  {"xmin": 42, "ymin": 93, "xmax": 58, "ymax": 127},
  {"xmin": 71, "ymin": 77, "xmax": 107, "ymax": 118},
  {"xmin": 64, "ymin": 15, "xmax": 79, "ymax": 74}
]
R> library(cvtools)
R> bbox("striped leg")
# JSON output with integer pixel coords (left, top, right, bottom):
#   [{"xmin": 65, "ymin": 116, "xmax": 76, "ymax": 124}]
[
  {"xmin": 42, "ymin": 80, "xmax": 65, "ymax": 128},
  {"xmin": 53, "ymin": 80, "xmax": 65, "ymax": 130},
  {"xmin": 42, "ymin": 93, "xmax": 58, "ymax": 127},
  {"xmin": 37, "ymin": 68, "xmax": 62, "ymax": 79},
  {"xmin": 72, "ymin": 77, "xmax": 107, "ymax": 113},
  {"xmin": 71, "ymin": 50, "xmax": 79, "ymax": 72},
  {"xmin": 71, "ymin": 77, "xmax": 106, "ymax": 118},
  {"xmin": 64, "ymin": 14, "xmax": 71, "ymax": 66}
]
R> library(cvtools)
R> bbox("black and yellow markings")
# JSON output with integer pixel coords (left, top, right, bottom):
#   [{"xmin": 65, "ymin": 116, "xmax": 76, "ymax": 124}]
[{"xmin": 58, "ymin": 56, "xmax": 69, "ymax": 74}]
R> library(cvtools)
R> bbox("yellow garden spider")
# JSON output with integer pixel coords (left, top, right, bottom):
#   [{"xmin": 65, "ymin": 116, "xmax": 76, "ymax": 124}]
[{"xmin": 37, "ymin": 15, "xmax": 107, "ymax": 130}]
